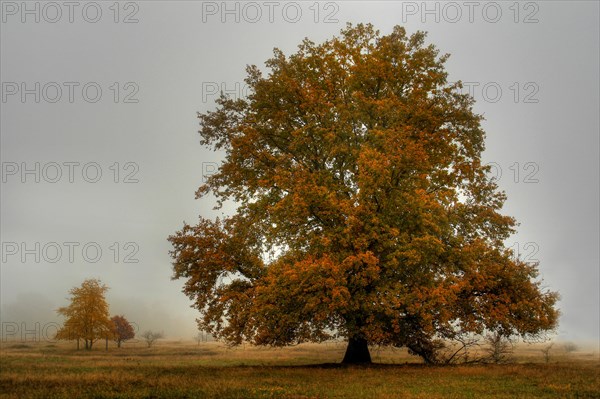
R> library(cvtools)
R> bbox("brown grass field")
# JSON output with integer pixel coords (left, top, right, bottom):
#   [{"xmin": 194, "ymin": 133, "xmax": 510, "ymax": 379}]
[{"xmin": 1, "ymin": 339, "xmax": 598, "ymax": 398}]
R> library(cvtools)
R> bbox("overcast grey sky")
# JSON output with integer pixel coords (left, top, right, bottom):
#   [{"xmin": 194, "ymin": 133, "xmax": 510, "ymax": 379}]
[{"xmin": 1, "ymin": 1, "xmax": 598, "ymax": 346}]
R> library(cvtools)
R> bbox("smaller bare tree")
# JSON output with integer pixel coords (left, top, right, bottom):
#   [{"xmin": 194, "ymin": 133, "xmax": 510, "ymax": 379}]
[
  {"xmin": 141, "ymin": 330, "xmax": 164, "ymax": 348},
  {"xmin": 563, "ymin": 342, "xmax": 578, "ymax": 354},
  {"xmin": 484, "ymin": 333, "xmax": 514, "ymax": 364},
  {"xmin": 194, "ymin": 332, "xmax": 208, "ymax": 346},
  {"xmin": 541, "ymin": 342, "xmax": 554, "ymax": 363}
]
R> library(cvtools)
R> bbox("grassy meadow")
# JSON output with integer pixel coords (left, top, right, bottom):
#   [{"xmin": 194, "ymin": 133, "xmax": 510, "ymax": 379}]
[{"xmin": 1, "ymin": 339, "xmax": 598, "ymax": 398}]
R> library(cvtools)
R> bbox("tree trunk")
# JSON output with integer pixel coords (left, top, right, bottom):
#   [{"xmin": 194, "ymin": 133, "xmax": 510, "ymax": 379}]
[
  {"xmin": 342, "ymin": 336, "xmax": 372, "ymax": 364},
  {"xmin": 117, "ymin": 340, "xmax": 122, "ymax": 348}
]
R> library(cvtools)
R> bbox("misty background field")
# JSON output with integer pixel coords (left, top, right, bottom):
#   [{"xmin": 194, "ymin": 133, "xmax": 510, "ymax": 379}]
[{"xmin": 1, "ymin": 340, "xmax": 599, "ymax": 398}]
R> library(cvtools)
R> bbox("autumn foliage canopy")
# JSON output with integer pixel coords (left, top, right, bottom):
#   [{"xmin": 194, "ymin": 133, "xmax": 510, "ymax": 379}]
[
  {"xmin": 169, "ymin": 24, "xmax": 558, "ymax": 363},
  {"xmin": 55, "ymin": 278, "xmax": 114, "ymax": 350}
]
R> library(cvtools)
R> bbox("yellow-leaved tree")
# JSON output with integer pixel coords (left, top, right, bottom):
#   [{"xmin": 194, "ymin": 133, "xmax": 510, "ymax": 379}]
[
  {"xmin": 55, "ymin": 278, "xmax": 115, "ymax": 350},
  {"xmin": 169, "ymin": 24, "xmax": 559, "ymax": 364}
]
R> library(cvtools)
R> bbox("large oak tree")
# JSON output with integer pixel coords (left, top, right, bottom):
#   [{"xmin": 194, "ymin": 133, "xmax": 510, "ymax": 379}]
[{"xmin": 169, "ymin": 24, "xmax": 558, "ymax": 364}]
